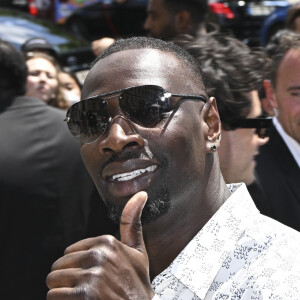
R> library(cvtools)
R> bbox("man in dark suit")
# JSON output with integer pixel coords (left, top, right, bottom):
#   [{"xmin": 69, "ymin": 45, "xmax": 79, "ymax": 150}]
[
  {"xmin": 255, "ymin": 31, "xmax": 300, "ymax": 231},
  {"xmin": 0, "ymin": 41, "xmax": 116, "ymax": 300}
]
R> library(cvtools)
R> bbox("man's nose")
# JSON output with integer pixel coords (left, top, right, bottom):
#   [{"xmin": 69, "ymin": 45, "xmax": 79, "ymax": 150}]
[
  {"xmin": 258, "ymin": 135, "xmax": 269, "ymax": 146},
  {"xmin": 98, "ymin": 116, "xmax": 144, "ymax": 155},
  {"xmin": 39, "ymin": 72, "xmax": 47, "ymax": 82}
]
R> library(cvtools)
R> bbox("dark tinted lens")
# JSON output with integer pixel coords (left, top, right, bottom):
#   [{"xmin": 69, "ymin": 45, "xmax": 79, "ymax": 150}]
[
  {"xmin": 66, "ymin": 98, "xmax": 109, "ymax": 143},
  {"xmin": 119, "ymin": 85, "xmax": 171, "ymax": 126}
]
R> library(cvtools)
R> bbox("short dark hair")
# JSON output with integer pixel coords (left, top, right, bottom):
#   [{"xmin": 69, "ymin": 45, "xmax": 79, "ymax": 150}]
[
  {"xmin": 163, "ymin": 0, "xmax": 209, "ymax": 29},
  {"xmin": 0, "ymin": 40, "xmax": 28, "ymax": 98},
  {"xmin": 265, "ymin": 30, "xmax": 300, "ymax": 87},
  {"xmin": 177, "ymin": 33, "xmax": 267, "ymax": 129},
  {"xmin": 286, "ymin": 3, "xmax": 300, "ymax": 31},
  {"xmin": 91, "ymin": 36, "xmax": 206, "ymax": 91}
]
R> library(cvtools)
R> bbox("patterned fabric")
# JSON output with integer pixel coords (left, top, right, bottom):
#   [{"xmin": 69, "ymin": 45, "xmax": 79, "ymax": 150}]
[{"xmin": 151, "ymin": 183, "xmax": 300, "ymax": 299}]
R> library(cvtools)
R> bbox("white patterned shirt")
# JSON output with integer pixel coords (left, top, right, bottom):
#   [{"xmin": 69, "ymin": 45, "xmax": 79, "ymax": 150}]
[{"xmin": 151, "ymin": 183, "xmax": 300, "ymax": 300}]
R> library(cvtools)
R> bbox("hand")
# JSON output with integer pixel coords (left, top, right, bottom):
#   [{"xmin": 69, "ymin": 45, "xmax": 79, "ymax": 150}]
[
  {"xmin": 46, "ymin": 191, "xmax": 155, "ymax": 299},
  {"xmin": 91, "ymin": 38, "xmax": 115, "ymax": 56}
]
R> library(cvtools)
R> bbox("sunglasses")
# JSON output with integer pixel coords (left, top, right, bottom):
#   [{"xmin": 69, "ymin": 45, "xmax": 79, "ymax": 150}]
[
  {"xmin": 231, "ymin": 117, "xmax": 273, "ymax": 138},
  {"xmin": 65, "ymin": 85, "xmax": 207, "ymax": 144}
]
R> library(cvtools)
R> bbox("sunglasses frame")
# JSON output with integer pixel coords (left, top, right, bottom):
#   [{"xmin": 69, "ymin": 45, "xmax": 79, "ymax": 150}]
[
  {"xmin": 65, "ymin": 85, "xmax": 207, "ymax": 143},
  {"xmin": 231, "ymin": 117, "xmax": 273, "ymax": 138}
]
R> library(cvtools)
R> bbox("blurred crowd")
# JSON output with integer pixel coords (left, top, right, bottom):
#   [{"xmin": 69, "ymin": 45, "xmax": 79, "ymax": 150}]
[{"xmin": 0, "ymin": 0, "xmax": 300, "ymax": 299}]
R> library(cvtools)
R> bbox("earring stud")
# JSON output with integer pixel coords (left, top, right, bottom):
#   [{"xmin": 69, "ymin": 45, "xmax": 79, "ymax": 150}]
[{"xmin": 211, "ymin": 145, "xmax": 217, "ymax": 152}]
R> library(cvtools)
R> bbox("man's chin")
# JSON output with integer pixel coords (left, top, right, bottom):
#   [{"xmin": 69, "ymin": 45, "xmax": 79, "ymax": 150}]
[{"xmin": 106, "ymin": 189, "xmax": 171, "ymax": 225}]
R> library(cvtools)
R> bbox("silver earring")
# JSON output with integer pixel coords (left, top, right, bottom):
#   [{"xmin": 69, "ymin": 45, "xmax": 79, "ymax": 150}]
[{"xmin": 211, "ymin": 145, "xmax": 217, "ymax": 151}]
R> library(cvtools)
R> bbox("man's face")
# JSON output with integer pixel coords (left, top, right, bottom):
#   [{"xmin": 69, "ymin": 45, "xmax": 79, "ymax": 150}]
[
  {"xmin": 144, "ymin": 0, "xmax": 178, "ymax": 40},
  {"xmin": 219, "ymin": 91, "xmax": 268, "ymax": 185},
  {"xmin": 271, "ymin": 48, "xmax": 300, "ymax": 144},
  {"xmin": 80, "ymin": 48, "xmax": 210, "ymax": 224},
  {"xmin": 293, "ymin": 16, "xmax": 300, "ymax": 33}
]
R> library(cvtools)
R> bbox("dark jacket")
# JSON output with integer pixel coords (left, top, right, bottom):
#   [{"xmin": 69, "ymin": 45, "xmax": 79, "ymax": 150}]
[
  {"xmin": 0, "ymin": 96, "xmax": 116, "ymax": 300},
  {"xmin": 255, "ymin": 123, "xmax": 300, "ymax": 231}
]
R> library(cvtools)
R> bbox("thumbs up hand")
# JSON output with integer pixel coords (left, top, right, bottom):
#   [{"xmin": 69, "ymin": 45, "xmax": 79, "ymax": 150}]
[{"xmin": 46, "ymin": 191, "xmax": 155, "ymax": 300}]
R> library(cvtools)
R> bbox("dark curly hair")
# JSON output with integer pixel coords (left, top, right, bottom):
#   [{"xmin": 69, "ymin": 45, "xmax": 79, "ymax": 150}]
[
  {"xmin": 177, "ymin": 33, "xmax": 267, "ymax": 129},
  {"xmin": 0, "ymin": 40, "xmax": 28, "ymax": 99}
]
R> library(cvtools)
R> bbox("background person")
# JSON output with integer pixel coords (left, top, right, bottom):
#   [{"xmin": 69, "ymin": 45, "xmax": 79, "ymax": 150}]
[
  {"xmin": 58, "ymin": 69, "xmax": 81, "ymax": 105},
  {"xmin": 91, "ymin": 0, "xmax": 210, "ymax": 56},
  {"xmin": 25, "ymin": 51, "xmax": 70, "ymax": 109},
  {"xmin": 177, "ymin": 33, "xmax": 270, "ymax": 208},
  {"xmin": 0, "ymin": 40, "xmax": 117, "ymax": 300},
  {"xmin": 286, "ymin": 3, "xmax": 300, "ymax": 33},
  {"xmin": 255, "ymin": 31, "xmax": 300, "ymax": 231},
  {"xmin": 47, "ymin": 37, "xmax": 300, "ymax": 300},
  {"xmin": 144, "ymin": 0, "xmax": 209, "ymax": 40}
]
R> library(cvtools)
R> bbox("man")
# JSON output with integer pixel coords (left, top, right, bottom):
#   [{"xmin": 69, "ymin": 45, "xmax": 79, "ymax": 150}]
[
  {"xmin": 91, "ymin": 0, "xmax": 208, "ymax": 56},
  {"xmin": 177, "ymin": 33, "xmax": 270, "ymax": 207},
  {"xmin": 255, "ymin": 31, "xmax": 300, "ymax": 231},
  {"xmin": 144, "ymin": 0, "xmax": 208, "ymax": 40},
  {"xmin": 0, "ymin": 41, "xmax": 116, "ymax": 300},
  {"xmin": 286, "ymin": 3, "xmax": 300, "ymax": 33},
  {"xmin": 47, "ymin": 37, "xmax": 300, "ymax": 299}
]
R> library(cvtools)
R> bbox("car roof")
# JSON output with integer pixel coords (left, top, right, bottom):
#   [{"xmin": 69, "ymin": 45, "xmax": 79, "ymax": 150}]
[{"xmin": 0, "ymin": 8, "xmax": 90, "ymax": 53}]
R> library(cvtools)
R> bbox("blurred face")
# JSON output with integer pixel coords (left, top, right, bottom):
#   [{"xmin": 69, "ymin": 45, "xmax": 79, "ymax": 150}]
[
  {"xmin": 58, "ymin": 72, "xmax": 81, "ymax": 103},
  {"xmin": 219, "ymin": 91, "xmax": 268, "ymax": 185},
  {"xmin": 79, "ymin": 48, "xmax": 213, "ymax": 224},
  {"xmin": 26, "ymin": 57, "xmax": 58, "ymax": 103},
  {"xmin": 144, "ymin": 0, "xmax": 178, "ymax": 40},
  {"xmin": 293, "ymin": 16, "xmax": 300, "ymax": 33},
  {"xmin": 270, "ymin": 48, "xmax": 300, "ymax": 144}
]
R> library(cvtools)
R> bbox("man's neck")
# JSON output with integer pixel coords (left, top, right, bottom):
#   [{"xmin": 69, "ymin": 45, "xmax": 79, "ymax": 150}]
[{"xmin": 143, "ymin": 174, "xmax": 230, "ymax": 281}]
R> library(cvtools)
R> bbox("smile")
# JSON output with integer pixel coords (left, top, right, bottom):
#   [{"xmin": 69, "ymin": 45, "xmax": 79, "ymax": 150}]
[{"xmin": 111, "ymin": 165, "xmax": 157, "ymax": 182}]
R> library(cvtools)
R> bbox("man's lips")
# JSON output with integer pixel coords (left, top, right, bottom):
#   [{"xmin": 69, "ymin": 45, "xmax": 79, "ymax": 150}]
[
  {"xmin": 111, "ymin": 165, "xmax": 157, "ymax": 181},
  {"xmin": 102, "ymin": 159, "xmax": 158, "ymax": 182}
]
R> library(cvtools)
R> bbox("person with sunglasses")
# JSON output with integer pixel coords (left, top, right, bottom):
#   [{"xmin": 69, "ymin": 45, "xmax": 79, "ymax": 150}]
[
  {"xmin": 255, "ymin": 31, "xmax": 300, "ymax": 231},
  {"xmin": 177, "ymin": 33, "xmax": 271, "ymax": 209},
  {"xmin": 46, "ymin": 37, "xmax": 300, "ymax": 300}
]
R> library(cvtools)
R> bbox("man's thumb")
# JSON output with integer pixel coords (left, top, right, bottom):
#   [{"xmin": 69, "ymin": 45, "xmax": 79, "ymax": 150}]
[{"xmin": 120, "ymin": 191, "xmax": 148, "ymax": 252}]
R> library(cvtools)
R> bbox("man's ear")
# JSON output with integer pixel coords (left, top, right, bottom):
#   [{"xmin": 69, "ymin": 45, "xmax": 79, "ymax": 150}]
[
  {"xmin": 263, "ymin": 79, "xmax": 277, "ymax": 110},
  {"xmin": 175, "ymin": 10, "xmax": 192, "ymax": 33},
  {"xmin": 202, "ymin": 97, "xmax": 221, "ymax": 153}
]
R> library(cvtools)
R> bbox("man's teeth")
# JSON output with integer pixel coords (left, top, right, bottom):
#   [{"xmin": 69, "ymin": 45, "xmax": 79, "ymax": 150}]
[{"xmin": 112, "ymin": 165, "xmax": 157, "ymax": 181}]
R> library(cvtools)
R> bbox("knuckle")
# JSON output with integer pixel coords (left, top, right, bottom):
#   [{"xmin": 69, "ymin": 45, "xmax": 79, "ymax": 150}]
[
  {"xmin": 97, "ymin": 234, "xmax": 119, "ymax": 250},
  {"xmin": 87, "ymin": 249, "xmax": 104, "ymax": 265}
]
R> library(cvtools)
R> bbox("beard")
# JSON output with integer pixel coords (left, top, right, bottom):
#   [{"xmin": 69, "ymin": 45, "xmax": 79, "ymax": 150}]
[{"xmin": 106, "ymin": 188, "xmax": 171, "ymax": 225}]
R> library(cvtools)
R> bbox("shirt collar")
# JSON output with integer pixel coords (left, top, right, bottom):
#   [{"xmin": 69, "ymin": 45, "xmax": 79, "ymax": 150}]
[
  {"xmin": 152, "ymin": 183, "xmax": 259, "ymax": 299},
  {"xmin": 273, "ymin": 117, "xmax": 300, "ymax": 168}
]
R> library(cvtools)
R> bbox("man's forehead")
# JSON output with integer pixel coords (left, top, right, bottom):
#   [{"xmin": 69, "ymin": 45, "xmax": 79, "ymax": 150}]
[{"xmin": 82, "ymin": 48, "xmax": 201, "ymax": 99}]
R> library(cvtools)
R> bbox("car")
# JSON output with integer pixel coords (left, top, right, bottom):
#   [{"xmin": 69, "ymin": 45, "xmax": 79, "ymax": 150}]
[
  {"xmin": 208, "ymin": 0, "xmax": 293, "ymax": 46},
  {"xmin": 0, "ymin": 8, "xmax": 95, "ymax": 84}
]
